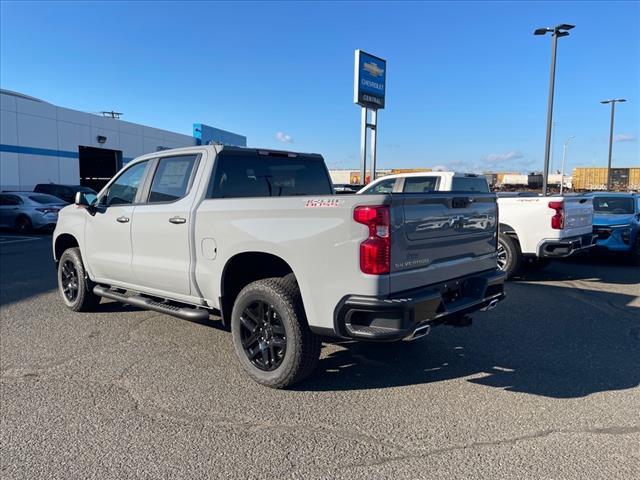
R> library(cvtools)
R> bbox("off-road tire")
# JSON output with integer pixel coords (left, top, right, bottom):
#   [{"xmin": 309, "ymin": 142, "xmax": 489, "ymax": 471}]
[
  {"xmin": 58, "ymin": 248, "xmax": 100, "ymax": 312},
  {"xmin": 231, "ymin": 277, "xmax": 321, "ymax": 389},
  {"xmin": 497, "ymin": 233, "xmax": 522, "ymax": 279}
]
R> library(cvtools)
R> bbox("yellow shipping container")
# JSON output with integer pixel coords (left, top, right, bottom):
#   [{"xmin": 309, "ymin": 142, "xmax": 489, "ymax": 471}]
[
  {"xmin": 629, "ymin": 168, "xmax": 640, "ymax": 191},
  {"xmin": 572, "ymin": 167, "xmax": 608, "ymax": 191}
]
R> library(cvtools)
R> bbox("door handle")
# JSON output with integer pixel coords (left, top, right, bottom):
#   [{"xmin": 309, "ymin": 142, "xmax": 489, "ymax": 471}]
[
  {"xmin": 169, "ymin": 216, "xmax": 186, "ymax": 224},
  {"xmin": 116, "ymin": 216, "xmax": 130, "ymax": 223}
]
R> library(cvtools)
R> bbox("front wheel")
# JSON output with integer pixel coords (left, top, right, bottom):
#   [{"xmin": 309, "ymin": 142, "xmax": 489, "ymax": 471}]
[
  {"xmin": 58, "ymin": 248, "xmax": 100, "ymax": 312},
  {"xmin": 231, "ymin": 277, "xmax": 321, "ymax": 389},
  {"xmin": 497, "ymin": 233, "xmax": 522, "ymax": 279}
]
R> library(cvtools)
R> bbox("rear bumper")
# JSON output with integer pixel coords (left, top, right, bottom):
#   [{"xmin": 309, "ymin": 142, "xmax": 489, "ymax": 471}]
[
  {"xmin": 330, "ymin": 268, "xmax": 505, "ymax": 342},
  {"xmin": 538, "ymin": 233, "xmax": 597, "ymax": 258}
]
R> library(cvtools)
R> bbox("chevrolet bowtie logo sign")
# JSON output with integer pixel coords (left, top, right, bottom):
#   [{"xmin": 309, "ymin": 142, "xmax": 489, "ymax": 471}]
[
  {"xmin": 354, "ymin": 50, "xmax": 386, "ymax": 109},
  {"xmin": 363, "ymin": 61, "xmax": 384, "ymax": 78}
]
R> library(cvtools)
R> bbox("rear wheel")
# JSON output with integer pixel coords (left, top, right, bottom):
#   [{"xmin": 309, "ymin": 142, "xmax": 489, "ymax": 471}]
[
  {"xmin": 497, "ymin": 233, "xmax": 522, "ymax": 279},
  {"xmin": 14, "ymin": 216, "xmax": 32, "ymax": 233},
  {"xmin": 231, "ymin": 277, "xmax": 321, "ymax": 389},
  {"xmin": 58, "ymin": 248, "xmax": 100, "ymax": 312}
]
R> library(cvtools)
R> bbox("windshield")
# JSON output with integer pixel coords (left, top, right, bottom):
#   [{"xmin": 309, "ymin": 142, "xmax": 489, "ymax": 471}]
[
  {"xmin": 28, "ymin": 194, "xmax": 65, "ymax": 204},
  {"xmin": 593, "ymin": 196, "xmax": 634, "ymax": 214}
]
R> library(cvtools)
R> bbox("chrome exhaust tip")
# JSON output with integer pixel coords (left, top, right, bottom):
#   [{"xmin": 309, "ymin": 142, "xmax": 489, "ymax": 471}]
[
  {"xmin": 403, "ymin": 323, "xmax": 431, "ymax": 342},
  {"xmin": 480, "ymin": 298, "xmax": 500, "ymax": 312}
]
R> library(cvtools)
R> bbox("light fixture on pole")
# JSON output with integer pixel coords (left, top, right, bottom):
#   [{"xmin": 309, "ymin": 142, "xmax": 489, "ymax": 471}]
[
  {"xmin": 600, "ymin": 98, "xmax": 627, "ymax": 191},
  {"xmin": 560, "ymin": 135, "xmax": 574, "ymax": 195},
  {"xmin": 534, "ymin": 23, "xmax": 575, "ymax": 196}
]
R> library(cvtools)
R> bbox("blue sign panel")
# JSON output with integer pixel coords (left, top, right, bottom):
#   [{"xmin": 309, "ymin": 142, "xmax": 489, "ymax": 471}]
[{"xmin": 354, "ymin": 50, "xmax": 386, "ymax": 109}]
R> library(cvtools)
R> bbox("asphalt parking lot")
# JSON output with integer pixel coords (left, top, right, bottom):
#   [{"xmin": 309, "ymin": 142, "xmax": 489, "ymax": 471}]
[{"xmin": 1, "ymin": 232, "xmax": 638, "ymax": 479}]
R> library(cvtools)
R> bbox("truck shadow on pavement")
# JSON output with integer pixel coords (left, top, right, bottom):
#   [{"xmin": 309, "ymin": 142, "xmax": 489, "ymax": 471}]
[
  {"xmin": 298, "ymin": 273, "xmax": 640, "ymax": 398},
  {"xmin": 514, "ymin": 254, "xmax": 639, "ymax": 284}
]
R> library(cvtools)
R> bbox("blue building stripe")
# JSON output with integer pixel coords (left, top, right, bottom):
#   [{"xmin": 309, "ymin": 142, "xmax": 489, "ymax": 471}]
[
  {"xmin": 1, "ymin": 144, "xmax": 134, "ymax": 163},
  {"xmin": 0, "ymin": 144, "xmax": 78, "ymax": 158}
]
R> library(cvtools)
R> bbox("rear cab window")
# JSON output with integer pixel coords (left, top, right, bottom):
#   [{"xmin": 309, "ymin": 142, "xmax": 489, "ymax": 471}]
[
  {"xmin": 208, "ymin": 150, "xmax": 332, "ymax": 198},
  {"xmin": 451, "ymin": 176, "xmax": 490, "ymax": 193}
]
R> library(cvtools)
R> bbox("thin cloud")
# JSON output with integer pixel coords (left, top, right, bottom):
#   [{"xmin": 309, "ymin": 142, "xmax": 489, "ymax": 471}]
[
  {"xmin": 482, "ymin": 151, "xmax": 524, "ymax": 163},
  {"xmin": 614, "ymin": 133, "xmax": 637, "ymax": 142},
  {"xmin": 275, "ymin": 132, "xmax": 293, "ymax": 143}
]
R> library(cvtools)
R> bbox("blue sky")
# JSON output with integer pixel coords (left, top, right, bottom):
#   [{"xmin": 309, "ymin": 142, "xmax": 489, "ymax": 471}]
[{"xmin": 1, "ymin": 1, "xmax": 638, "ymax": 173}]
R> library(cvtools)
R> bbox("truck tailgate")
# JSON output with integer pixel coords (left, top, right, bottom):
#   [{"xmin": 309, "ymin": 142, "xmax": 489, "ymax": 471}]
[
  {"xmin": 561, "ymin": 196, "xmax": 593, "ymax": 237},
  {"xmin": 389, "ymin": 193, "xmax": 498, "ymax": 292}
]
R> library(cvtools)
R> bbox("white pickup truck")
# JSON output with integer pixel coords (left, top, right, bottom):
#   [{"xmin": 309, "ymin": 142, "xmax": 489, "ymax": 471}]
[
  {"xmin": 360, "ymin": 172, "xmax": 596, "ymax": 277},
  {"xmin": 496, "ymin": 193, "xmax": 596, "ymax": 277},
  {"xmin": 53, "ymin": 146, "xmax": 505, "ymax": 388}
]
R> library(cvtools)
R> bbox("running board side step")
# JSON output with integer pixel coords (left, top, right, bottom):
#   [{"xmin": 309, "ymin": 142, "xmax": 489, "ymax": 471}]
[{"xmin": 93, "ymin": 286, "xmax": 210, "ymax": 322}]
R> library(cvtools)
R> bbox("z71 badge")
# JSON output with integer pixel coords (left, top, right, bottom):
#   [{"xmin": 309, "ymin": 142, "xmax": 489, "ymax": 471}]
[{"xmin": 304, "ymin": 198, "xmax": 341, "ymax": 208}]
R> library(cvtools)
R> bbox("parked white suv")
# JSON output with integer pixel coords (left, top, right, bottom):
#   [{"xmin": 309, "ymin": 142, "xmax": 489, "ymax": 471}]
[{"xmin": 53, "ymin": 147, "xmax": 505, "ymax": 388}]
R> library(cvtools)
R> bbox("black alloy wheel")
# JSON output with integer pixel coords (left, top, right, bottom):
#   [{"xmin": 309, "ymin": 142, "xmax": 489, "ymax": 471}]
[
  {"xmin": 496, "ymin": 241, "xmax": 508, "ymax": 271},
  {"xmin": 239, "ymin": 300, "xmax": 287, "ymax": 371},
  {"xmin": 60, "ymin": 259, "xmax": 79, "ymax": 302}
]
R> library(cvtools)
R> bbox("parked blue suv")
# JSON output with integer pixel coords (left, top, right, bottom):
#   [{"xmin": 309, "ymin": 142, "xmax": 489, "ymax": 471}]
[{"xmin": 589, "ymin": 192, "xmax": 640, "ymax": 265}]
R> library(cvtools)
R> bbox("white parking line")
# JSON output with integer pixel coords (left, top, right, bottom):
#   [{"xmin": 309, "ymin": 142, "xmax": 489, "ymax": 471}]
[{"xmin": 0, "ymin": 236, "xmax": 47, "ymax": 245}]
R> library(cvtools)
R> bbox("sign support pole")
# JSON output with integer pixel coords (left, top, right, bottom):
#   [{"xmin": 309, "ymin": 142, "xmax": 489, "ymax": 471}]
[
  {"xmin": 370, "ymin": 109, "xmax": 378, "ymax": 181},
  {"xmin": 359, "ymin": 107, "xmax": 368, "ymax": 186}
]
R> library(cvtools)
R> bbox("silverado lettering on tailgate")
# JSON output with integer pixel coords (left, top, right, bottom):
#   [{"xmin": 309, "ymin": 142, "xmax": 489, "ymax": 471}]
[{"xmin": 304, "ymin": 198, "xmax": 341, "ymax": 208}]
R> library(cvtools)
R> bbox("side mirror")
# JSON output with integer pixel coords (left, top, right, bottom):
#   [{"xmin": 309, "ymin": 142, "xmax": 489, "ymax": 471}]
[
  {"xmin": 75, "ymin": 191, "xmax": 97, "ymax": 207},
  {"xmin": 74, "ymin": 191, "xmax": 89, "ymax": 206}
]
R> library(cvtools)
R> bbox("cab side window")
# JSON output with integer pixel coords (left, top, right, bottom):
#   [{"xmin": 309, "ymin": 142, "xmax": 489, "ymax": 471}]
[
  {"xmin": 403, "ymin": 177, "xmax": 438, "ymax": 193},
  {"xmin": 147, "ymin": 155, "xmax": 198, "ymax": 203},
  {"xmin": 101, "ymin": 161, "xmax": 148, "ymax": 206},
  {"xmin": 364, "ymin": 178, "xmax": 396, "ymax": 194}
]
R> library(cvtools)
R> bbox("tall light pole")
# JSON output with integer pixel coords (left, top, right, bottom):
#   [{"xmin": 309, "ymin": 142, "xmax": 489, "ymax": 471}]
[
  {"xmin": 560, "ymin": 135, "xmax": 574, "ymax": 195},
  {"xmin": 600, "ymin": 98, "xmax": 627, "ymax": 191},
  {"xmin": 534, "ymin": 23, "xmax": 575, "ymax": 196}
]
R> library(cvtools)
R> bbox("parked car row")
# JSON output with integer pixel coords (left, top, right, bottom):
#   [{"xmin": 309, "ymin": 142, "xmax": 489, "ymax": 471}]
[
  {"xmin": 338, "ymin": 172, "xmax": 639, "ymax": 272},
  {"xmin": 0, "ymin": 184, "xmax": 96, "ymax": 232}
]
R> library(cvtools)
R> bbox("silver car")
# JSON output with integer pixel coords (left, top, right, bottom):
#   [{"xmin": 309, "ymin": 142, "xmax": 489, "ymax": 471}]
[{"xmin": 0, "ymin": 192, "xmax": 68, "ymax": 233}]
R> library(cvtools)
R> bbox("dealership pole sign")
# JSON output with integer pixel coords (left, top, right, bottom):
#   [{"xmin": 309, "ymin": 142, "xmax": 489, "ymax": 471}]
[
  {"xmin": 354, "ymin": 50, "xmax": 385, "ymax": 185},
  {"xmin": 354, "ymin": 50, "xmax": 386, "ymax": 109}
]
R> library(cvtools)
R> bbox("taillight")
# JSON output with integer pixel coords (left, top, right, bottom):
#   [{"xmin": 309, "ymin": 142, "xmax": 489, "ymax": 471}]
[
  {"xmin": 354, "ymin": 205, "xmax": 390, "ymax": 275},
  {"xmin": 36, "ymin": 208, "xmax": 60, "ymax": 214},
  {"xmin": 548, "ymin": 201, "xmax": 564, "ymax": 230}
]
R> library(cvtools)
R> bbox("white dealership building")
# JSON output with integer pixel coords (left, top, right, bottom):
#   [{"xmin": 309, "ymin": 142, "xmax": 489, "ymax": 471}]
[{"xmin": 0, "ymin": 89, "xmax": 246, "ymax": 192}]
